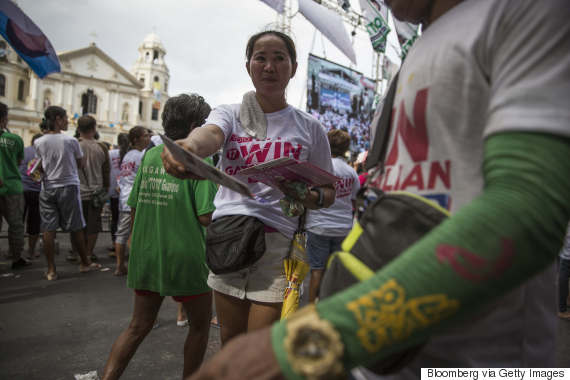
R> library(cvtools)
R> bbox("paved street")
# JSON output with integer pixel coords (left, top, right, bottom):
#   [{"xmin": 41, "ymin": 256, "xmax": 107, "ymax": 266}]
[
  {"xmin": 0, "ymin": 230, "xmax": 221, "ymax": 380},
  {"xmin": 1, "ymin": 229, "xmax": 570, "ymax": 379}
]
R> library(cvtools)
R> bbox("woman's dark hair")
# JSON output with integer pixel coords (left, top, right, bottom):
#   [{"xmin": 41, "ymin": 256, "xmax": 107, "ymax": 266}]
[
  {"xmin": 117, "ymin": 133, "xmax": 129, "ymax": 165},
  {"xmin": 328, "ymin": 129, "xmax": 351, "ymax": 157},
  {"xmin": 162, "ymin": 93, "xmax": 211, "ymax": 140},
  {"xmin": 41, "ymin": 106, "xmax": 66, "ymax": 132},
  {"xmin": 31, "ymin": 133, "xmax": 43, "ymax": 146},
  {"xmin": 128, "ymin": 126, "xmax": 147, "ymax": 148},
  {"xmin": 245, "ymin": 30, "xmax": 297, "ymax": 64}
]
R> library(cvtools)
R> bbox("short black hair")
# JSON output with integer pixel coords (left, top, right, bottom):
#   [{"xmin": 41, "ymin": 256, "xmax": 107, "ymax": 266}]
[
  {"xmin": 0, "ymin": 102, "xmax": 7, "ymax": 121},
  {"xmin": 77, "ymin": 115, "xmax": 97, "ymax": 134},
  {"xmin": 161, "ymin": 94, "xmax": 211, "ymax": 140},
  {"xmin": 245, "ymin": 30, "xmax": 297, "ymax": 65}
]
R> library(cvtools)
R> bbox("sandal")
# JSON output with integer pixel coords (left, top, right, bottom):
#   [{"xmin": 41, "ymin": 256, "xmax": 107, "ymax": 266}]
[
  {"xmin": 177, "ymin": 319, "xmax": 189, "ymax": 327},
  {"xmin": 113, "ymin": 268, "xmax": 128, "ymax": 276},
  {"xmin": 79, "ymin": 262, "xmax": 102, "ymax": 273},
  {"xmin": 44, "ymin": 272, "xmax": 58, "ymax": 281}
]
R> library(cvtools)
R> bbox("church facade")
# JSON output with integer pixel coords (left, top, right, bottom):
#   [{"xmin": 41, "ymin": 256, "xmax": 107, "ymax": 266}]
[{"xmin": 0, "ymin": 33, "xmax": 170, "ymax": 145}]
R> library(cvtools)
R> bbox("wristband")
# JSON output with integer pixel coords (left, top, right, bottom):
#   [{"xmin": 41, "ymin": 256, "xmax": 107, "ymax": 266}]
[{"xmin": 313, "ymin": 187, "xmax": 324, "ymax": 208}]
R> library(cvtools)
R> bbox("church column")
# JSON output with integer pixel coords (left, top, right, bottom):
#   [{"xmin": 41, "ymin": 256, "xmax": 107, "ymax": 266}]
[
  {"xmin": 64, "ymin": 82, "xmax": 73, "ymax": 111},
  {"xmin": 114, "ymin": 90, "xmax": 120, "ymax": 124},
  {"xmin": 28, "ymin": 75, "xmax": 39, "ymax": 111},
  {"xmin": 55, "ymin": 81, "xmax": 64, "ymax": 106},
  {"xmin": 104, "ymin": 90, "xmax": 111, "ymax": 123}
]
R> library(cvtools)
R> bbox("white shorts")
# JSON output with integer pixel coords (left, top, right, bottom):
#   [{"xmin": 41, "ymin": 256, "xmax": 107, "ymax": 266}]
[
  {"xmin": 115, "ymin": 211, "xmax": 131, "ymax": 245},
  {"xmin": 207, "ymin": 231, "xmax": 289, "ymax": 303}
]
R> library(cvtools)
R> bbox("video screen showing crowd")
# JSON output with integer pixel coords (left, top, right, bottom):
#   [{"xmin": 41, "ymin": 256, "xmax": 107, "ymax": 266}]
[{"xmin": 306, "ymin": 54, "xmax": 376, "ymax": 156}]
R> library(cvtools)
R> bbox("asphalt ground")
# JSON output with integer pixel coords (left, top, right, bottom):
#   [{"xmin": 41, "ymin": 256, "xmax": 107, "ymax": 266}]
[
  {"xmin": 0, "ymin": 230, "xmax": 221, "ymax": 380},
  {"xmin": 1, "ymin": 228, "xmax": 569, "ymax": 380}
]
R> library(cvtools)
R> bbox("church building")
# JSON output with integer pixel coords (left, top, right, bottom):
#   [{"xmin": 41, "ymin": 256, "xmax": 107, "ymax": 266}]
[{"xmin": 0, "ymin": 32, "xmax": 170, "ymax": 145}]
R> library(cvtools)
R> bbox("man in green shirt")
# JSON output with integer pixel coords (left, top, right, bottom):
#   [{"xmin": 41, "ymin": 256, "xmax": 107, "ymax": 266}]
[{"xmin": 0, "ymin": 102, "xmax": 29, "ymax": 269}]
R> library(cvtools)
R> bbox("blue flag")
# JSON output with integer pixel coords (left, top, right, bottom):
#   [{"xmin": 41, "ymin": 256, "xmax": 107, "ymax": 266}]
[{"xmin": 0, "ymin": 0, "xmax": 60, "ymax": 78}]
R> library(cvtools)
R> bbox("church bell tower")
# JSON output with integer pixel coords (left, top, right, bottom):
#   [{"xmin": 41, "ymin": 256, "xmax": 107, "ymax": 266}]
[{"xmin": 131, "ymin": 32, "xmax": 170, "ymax": 131}]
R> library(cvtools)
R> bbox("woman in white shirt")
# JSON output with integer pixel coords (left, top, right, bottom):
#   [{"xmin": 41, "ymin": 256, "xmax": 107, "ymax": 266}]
[
  {"xmin": 162, "ymin": 30, "xmax": 335, "ymax": 345},
  {"xmin": 114, "ymin": 126, "xmax": 150, "ymax": 275}
]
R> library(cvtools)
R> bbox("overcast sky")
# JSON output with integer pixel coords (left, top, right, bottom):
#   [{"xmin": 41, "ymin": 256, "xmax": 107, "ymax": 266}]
[{"xmin": 16, "ymin": 0, "xmax": 396, "ymax": 109}]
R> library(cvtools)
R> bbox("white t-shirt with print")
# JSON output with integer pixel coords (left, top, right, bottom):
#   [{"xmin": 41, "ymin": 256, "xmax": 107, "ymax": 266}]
[
  {"xmin": 206, "ymin": 103, "xmax": 333, "ymax": 238},
  {"xmin": 307, "ymin": 157, "xmax": 359, "ymax": 236},
  {"xmin": 367, "ymin": 0, "xmax": 570, "ymax": 373},
  {"xmin": 108, "ymin": 149, "xmax": 121, "ymax": 198},
  {"xmin": 118, "ymin": 149, "xmax": 144, "ymax": 211},
  {"xmin": 34, "ymin": 133, "xmax": 83, "ymax": 190}
]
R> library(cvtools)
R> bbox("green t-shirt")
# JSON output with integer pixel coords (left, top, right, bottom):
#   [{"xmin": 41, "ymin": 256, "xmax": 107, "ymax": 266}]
[
  {"xmin": 126, "ymin": 145, "xmax": 218, "ymax": 296},
  {"xmin": 0, "ymin": 131, "xmax": 24, "ymax": 195}
]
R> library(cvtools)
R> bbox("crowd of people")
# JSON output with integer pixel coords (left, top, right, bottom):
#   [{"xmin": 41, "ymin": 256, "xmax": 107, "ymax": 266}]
[
  {"xmin": 1, "ymin": 0, "xmax": 570, "ymax": 379},
  {"xmin": 309, "ymin": 108, "xmax": 372, "ymax": 154}
]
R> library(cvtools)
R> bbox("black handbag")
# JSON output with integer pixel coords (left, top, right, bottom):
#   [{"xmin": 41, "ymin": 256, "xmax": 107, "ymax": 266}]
[{"xmin": 205, "ymin": 215, "xmax": 266, "ymax": 274}]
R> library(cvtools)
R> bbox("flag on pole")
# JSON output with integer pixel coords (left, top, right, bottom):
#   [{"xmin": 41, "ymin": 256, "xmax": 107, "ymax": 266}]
[
  {"xmin": 298, "ymin": 0, "xmax": 357, "ymax": 64},
  {"xmin": 359, "ymin": 0, "xmax": 390, "ymax": 53},
  {"xmin": 0, "ymin": 0, "xmax": 60, "ymax": 78},
  {"xmin": 259, "ymin": 0, "xmax": 285, "ymax": 14},
  {"xmin": 392, "ymin": 18, "xmax": 419, "ymax": 59}
]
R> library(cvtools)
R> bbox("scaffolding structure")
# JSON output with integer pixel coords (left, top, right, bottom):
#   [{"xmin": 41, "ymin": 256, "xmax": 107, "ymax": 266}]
[{"xmin": 275, "ymin": 0, "xmax": 385, "ymax": 94}]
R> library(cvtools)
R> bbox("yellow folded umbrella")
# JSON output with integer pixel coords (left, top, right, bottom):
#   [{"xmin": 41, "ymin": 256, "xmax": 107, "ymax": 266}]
[{"xmin": 281, "ymin": 232, "xmax": 310, "ymax": 319}]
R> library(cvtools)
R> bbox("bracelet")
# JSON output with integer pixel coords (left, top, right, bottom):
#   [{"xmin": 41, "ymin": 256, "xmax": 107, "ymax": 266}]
[{"xmin": 313, "ymin": 187, "xmax": 324, "ymax": 208}]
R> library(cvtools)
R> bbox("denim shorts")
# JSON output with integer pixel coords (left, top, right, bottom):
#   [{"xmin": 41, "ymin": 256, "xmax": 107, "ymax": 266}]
[{"xmin": 306, "ymin": 231, "xmax": 345, "ymax": 270}]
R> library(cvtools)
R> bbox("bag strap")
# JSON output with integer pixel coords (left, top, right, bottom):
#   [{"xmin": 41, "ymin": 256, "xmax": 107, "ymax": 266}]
[
  {"xmin": 296, "ymin": 210, "xmax": 307, "ymax": 234},
  {"xmin": 365, "ymin": 72, "xmax": 400, "ymax": 172}
]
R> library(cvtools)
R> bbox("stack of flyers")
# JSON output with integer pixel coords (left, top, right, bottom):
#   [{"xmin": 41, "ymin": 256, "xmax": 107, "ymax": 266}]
[
  {"xmin": 26, "ymin": 157, "xmax": 42, "ymax": 182},
  {"xmin": 239, "ymin": 157, "xmax": 340, "ymax": 189}
]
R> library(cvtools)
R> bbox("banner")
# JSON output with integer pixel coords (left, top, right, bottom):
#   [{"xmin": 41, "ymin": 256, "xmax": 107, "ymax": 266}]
[
  {"xmin": 298, "ymin": 0, "xmax": 357, "ymax": 64},
  {"xmin": 259, "ymin": 0, "xmax": 285, "ymax": 13},
  {"xmin": 306, "ymin": 54, "xmax": 376, "ymax": 153},
  {"xmin": 359, "ymin": 0, "xmax": 390, "ymax": 53},
  {"xmin": 0, "ymin": 0, "xmax": 60, "ymax": 78},
  {"xmin": 393, "ymin": 18, "xmax": 419, "ymax": 59}
]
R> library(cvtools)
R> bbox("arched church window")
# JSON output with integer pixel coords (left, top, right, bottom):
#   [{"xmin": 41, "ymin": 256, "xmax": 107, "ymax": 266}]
[
  {"xmin": 81, "ymin": 89, "xmax": 97, "ymax": 115},
  {"xmin": 164, "ymin": 79, "xmax": 168, "ymax": 93},
  {"xmin": 121, "ymin": 102, "xmax": 130, "ymax": 122},
  {"xmin": 138, "ymin": 101, "xmax": 143, "ymax": 117},
  {"xmin": 0, "ymin": 74, "xmax": 5, "ymax": 97},
  {"xmin": 145, "ymin": 51, "xmax": 150, "ymax": 62},
  {"xmin": 153, "ymin": 49, "xmax": 159, "ymax": 64},
  {"xmin": 17, "ymin": 79, "xmax": 26, "ymax": 101},
  {"xmin": 43, "ymin": 89, "xmax": 52, "ymax": 110},
  {"xmin": 139, "ymin": 76, "xmax": 145, "ymax": 85}
]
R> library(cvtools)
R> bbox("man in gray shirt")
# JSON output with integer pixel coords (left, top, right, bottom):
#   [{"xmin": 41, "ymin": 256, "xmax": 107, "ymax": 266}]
[
  {"xmin": 35, "ymin": 106, "xmax": 100, "ymax": 280},
  {"xmin": 77, "ymin": 115, "xmax": 109, "ymax": 261}
]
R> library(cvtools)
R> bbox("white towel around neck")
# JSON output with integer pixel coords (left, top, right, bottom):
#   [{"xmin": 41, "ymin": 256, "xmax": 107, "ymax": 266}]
[{"xmin": 239, "ymin": 91, "xmax": 268, "ymax": 139}]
